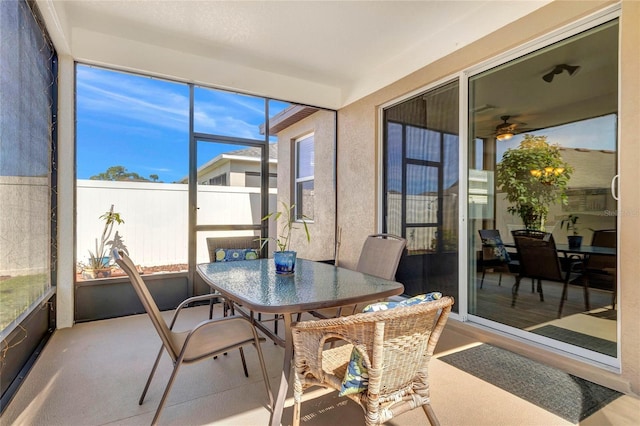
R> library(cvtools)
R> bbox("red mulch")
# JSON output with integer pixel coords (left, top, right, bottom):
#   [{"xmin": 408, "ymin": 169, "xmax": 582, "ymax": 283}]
[{"xmin": 76, "ymin": 264, "xmax": 188, "ymax": 282}]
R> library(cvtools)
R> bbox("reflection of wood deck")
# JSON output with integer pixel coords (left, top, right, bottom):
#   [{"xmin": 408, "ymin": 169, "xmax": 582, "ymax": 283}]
[{"xmin": 474, "ymin": 273, "xmax": 615, "ymax": 331}]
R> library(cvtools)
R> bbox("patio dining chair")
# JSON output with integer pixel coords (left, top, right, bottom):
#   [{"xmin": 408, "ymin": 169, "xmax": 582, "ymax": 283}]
[
  {"xmin": 206, "ymin": 236, "xmax": 283, "ymax": 333},
  {"xmin": 311, "ymin": 233, "xmax": 407, "ymax": 319},
  {"xmin": 291, "ymin": 296, "xmax": 454, "ymax": 426},
  {"xmin": 511, "ymin": 230, "xmax": 586, "ymax": 318},
  {"xmin": 478, "ymin": 229, "xmax": 519, "ymax": 288},
  {"xmin": 585, "ymin": 229, "xmax": 617, "ymax": 307},
  {"xmin": 113, "ymin": 249, "xmax": 273, "ymax": 425}
]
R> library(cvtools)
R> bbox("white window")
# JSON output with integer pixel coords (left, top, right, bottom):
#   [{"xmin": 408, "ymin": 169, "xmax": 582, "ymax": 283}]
[{"xmin": 295, "ymin": 133, "xmax": 314, "ymax": 220}]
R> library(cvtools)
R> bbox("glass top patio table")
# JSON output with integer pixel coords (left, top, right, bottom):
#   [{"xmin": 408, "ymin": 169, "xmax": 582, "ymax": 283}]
[
  {"xmin": 196, "ymin": 258, "xmax": 405, "ymax": 315},
  {"xmin": 196, "ymin": 258, "xmax": 404, "ymax": 426}
]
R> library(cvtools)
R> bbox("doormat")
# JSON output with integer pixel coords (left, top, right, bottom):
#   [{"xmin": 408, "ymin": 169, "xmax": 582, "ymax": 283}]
[
  {"xmin": 530, "ymin": 325, "xmax": 617, "ymax": 357},
  {"xmin": 438, "ymin": 344, "xmax": 622, "ymax": 423},
  {"xmin": 587, "ymin": 309, "xmax": 617, "ymax": 320}
]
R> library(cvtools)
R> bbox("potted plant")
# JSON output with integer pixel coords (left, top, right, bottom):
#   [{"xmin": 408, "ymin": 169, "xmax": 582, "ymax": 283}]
[
  {"xmin": 496, "ymin": 135, "xmax": 572, "ymax": 230},
  {"xmin": 81, "ymin": 205, "xmax": 127, "ymax": 279},
  {"xmin": 260, "ymin": 201, "xmax": 310, "ymax": 274},
  {"xmin": 561, "ymin": 214, "xmax": 582, "ymax": 248}
]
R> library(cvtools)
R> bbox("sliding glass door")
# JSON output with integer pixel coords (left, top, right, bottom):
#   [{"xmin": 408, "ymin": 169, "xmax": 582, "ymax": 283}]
[
  {"xmin": 467, "ymin": 19, "xmax": 619, "ymax": 360},
  {"xmin": 383, "ymin": 80, "xmax": 459, "ymax": 310}
]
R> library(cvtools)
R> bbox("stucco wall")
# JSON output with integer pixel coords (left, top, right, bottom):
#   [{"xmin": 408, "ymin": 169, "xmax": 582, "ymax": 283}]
[
  {"xmin": 336, "ymin": 0, "xmax": 639, "ymax": 394},
  {"xmin": 275, "ymin": 109, "xmax": 336, "ymax": 261}
]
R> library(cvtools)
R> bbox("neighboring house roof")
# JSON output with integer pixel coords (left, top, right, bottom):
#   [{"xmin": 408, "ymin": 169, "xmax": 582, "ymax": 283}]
[
  {"xmin": 559, "ymin": 147, "xmax": 616, "ymax": 189},
  {"xmin": 179, "ymin": 144, "xmax": 277, "ymax": 183}
]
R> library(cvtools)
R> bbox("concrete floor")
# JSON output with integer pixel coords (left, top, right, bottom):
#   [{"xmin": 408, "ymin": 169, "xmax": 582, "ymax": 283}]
[{"xmin": 2, "ymin": 305, "xmax": 638, "ymax": 426}]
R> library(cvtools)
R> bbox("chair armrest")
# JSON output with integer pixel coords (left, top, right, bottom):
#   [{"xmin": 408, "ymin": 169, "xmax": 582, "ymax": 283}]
[{"xmin": 168, "ymin": 293, "xmax": 229, "ymax": 329}]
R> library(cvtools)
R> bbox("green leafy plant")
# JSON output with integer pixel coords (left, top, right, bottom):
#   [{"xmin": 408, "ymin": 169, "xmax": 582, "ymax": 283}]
[
  {"xmin": 496, "ymin": 135, "xmax": 572, "ymax": 230},
  {"xmin": 86, "ymin": 205, "xmax": 127, "ymax": 270},
  {"xmin": 260, "ymin": 201, "xmax": 310, "ymax": 252},
  {"xmin": 560, "ymin": 214, "xmax": 580, "ymax": 236}
]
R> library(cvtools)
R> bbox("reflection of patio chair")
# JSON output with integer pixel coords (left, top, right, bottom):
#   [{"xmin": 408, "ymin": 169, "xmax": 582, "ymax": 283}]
[
  {"xmin": 511, "ymin": 230, "xmax": 586, "ymax": 318},
  {"xmin": 292, "ymin": 296, "xmax": 454, "ymax": 426},
  {"xmin": 311, "ymin": 234, "xmax": 407, "ymax": 319},
  {"xmin": 586, "ymin": 229, "xmax": 617, "ymax": 308},
  {"xmin": 478, "ymin": 229, "xmax": 518, "ymax": 288},
  {"xmin": 113, "ymin": 249, "xmax": 273, "ymax": 425}
]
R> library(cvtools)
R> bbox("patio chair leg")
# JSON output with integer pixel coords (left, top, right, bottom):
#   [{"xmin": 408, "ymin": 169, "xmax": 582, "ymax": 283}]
[
  {"xmin": 152, "ymin": 358, "xmax": 184, "ymax": 426},
  {"xmin": 239, "ymin": 347, "xmax": 248, "ymax": 377},
  {"xmin": 422, "ymin": 403, "xmax": 441, "ymax": 426},
  {"xmin": 498, "ymin": 272, "xmax": 502, "ymax": 286},
  {"xmin": 140, "ymin": 344, "xmax": 165, "ymax": 405},
  {"xmin": 252, "ymin": 329, "xmax": 273, "ymax": 408},
  {"xmin": 480, "ymin": 268, "xmax": 486, "ymax": 288},
  {"xmin": 558, "ymin": 281, "xmax": 570, "ymax": 318},
  {"xmin": 511, "ymin": 276, "xmax": 521, "ymax": 307},
  {"xmin": 583, "ymin": 276, "xmax": 591, "ymax": 311},
  {"xmin": 537, "ymin": 279, "xmax": 544, "ymax": 302}
]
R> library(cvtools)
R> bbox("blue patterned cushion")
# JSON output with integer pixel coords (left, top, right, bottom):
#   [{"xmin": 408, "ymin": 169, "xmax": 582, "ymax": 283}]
[
  {"xmin": 339, "ymin": 292, "xmax": 443, "ymax": 396},
  {"xmin": 483, "ymin": 235, "xmax": 511, "ymax": 262},
  {"xmin": 338, "ymin": 348, "xmax": 368, "ymax": 396},
  {"xmin": 362, "ymin": 292, "xmax": 443, "ymax": 313},
  {"xmin": 214, "ymin": 248, "xmax": 259, "ymax": 262}
]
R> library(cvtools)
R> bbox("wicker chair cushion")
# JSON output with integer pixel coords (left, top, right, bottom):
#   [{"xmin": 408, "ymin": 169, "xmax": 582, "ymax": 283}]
[
  {"xmin": 362, "ymin": 292, "xmax": 442, "ymax": 313},
  {"xmin": 338, "ymin": 292, "xmax": 443, "ymax": 396},
  {"xmin": 214, "ymin": 248, "xmax": 259, "ymax": 262}
]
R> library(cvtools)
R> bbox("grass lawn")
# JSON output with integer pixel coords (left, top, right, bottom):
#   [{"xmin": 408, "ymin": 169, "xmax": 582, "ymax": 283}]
[{"xmin": 0, "ymin": 274, "xmax": 48, "ymax": 331}]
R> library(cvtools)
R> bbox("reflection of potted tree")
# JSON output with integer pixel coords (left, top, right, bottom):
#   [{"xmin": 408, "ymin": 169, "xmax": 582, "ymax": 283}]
[
  {"xmin": 81, "ymin": 205, "xmax": 127, "ymax": 279},
  {"xmin": 496, "ymin": 135, "xmax": 572, "ymax": 230},
  {"xmin": 561, "ymin": 214, "xmax": 582, "ymax": 248},
  {"xmin": 260, "ymin": 201, "xmax": 310, "ymax": 274}
]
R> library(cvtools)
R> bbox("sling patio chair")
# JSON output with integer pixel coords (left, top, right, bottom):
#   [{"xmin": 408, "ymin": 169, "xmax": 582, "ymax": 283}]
[
  {"xmin": 511, "ymin": 230, "xmax": 586, "ymax": 318},
  {"xmin": 585, "ymin": 229, "xmax": 617, "ymax": 308},
  {"xmin": 310, "ymin": 233, "xmax": 407, "ymax": 319},
  {"xmin": 291, "ymin": 296, "xmax": 454, "ymax": 426},
  {"xmin": 113, "ymin": 249, "xmax": 273, "ymax": 425},
  {"xmin": 477, "ymin": 229, "xmax": 521, "ymax": 288}
]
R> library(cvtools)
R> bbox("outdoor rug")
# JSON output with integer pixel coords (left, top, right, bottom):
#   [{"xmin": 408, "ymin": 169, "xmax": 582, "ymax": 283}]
[
  {"xmin": 439, "ymin": 344, "xmax": 622, "ymax": 423},
  {"xmin": 530, "ymin": 325, "xmax": 617, "ymax": 357},
  {"xmin": 587, "ymin": 309, "xmax": 617, "ymax": 320}
]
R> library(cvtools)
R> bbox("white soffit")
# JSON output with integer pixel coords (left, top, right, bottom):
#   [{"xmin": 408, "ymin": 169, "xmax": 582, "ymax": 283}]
[{"xmin": 37, "ymin": 0, "xmax": 551, "ymax": 109}]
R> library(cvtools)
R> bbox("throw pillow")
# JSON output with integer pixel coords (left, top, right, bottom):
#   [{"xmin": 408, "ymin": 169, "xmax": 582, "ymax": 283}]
[
  {"xmin": 338, "ymin": 292, "xmax": 443, "ymax": 396},
  {"xmin": 214, "ymin": 248, "xmax": 259, "ymax": 262},
  {"xmin": 483, "ymin": 235, "xmax": 511, "ymax": 262}
]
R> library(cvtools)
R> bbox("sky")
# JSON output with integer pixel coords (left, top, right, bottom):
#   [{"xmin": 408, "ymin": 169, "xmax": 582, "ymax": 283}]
[
  {"xmin": 77, "ymin": 64, "xmax": 617, "ymax": 185},
  {"xmin": 76, "ymin": 65, "xmax": 288, "ymax": 183}
]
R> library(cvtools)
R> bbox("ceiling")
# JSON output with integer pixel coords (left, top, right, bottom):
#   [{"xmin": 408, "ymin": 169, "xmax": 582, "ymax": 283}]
[{"xmin": 36, "ymin": 0, "xmax": 551, "ymax": 109}]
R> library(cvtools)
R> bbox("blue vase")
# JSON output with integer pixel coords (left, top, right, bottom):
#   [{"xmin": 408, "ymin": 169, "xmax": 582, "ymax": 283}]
[{"xmin": 274, "ymin": 251, "xmax": 296, "ymax": 274}]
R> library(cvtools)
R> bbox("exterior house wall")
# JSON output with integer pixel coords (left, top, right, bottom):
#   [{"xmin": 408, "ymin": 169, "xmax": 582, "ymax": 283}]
[
  {"xmin": 275, "ymin": 109, "xmax": 336, "ymax": 262},
  {"xmin": 335, "ymin": 0, "xmax": 639, "ymax": 395}
]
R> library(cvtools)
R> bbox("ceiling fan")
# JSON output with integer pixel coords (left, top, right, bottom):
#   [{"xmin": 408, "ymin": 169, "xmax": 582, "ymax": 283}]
[{"xmin": 495, "ymin": 115, "xmax": 526, "ymax": 141}]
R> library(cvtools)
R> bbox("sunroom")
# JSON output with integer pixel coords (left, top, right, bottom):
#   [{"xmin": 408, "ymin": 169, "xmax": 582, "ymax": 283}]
[{"xmin": 2, "ymin": 0, "xmax": 639, "ymax": 424}]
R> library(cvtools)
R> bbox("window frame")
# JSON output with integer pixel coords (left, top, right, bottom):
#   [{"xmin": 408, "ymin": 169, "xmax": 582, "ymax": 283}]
[{"xmin": 294, "ymin": 132, "xmax": 315, "ymax": 221}]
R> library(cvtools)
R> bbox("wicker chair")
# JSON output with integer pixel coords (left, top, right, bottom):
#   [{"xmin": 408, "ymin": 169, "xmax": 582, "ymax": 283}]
[
  {"xmin": 113, "ymin": 249, "xmax": 272, "ymax": 425},
  {"xmin": 292, "ymin": 296, "xmax": 454, "ymax": 426}
]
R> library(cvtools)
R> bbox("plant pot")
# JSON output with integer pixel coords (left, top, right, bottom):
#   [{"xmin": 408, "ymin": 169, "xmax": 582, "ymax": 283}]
[
  {"xmin": 82, "ymin": 267, "xmax": 112, "ymax": 279},
  {"xmin": 273, "ymin": 251, "xmax": 296, "ymax": 275},
  {"xmin": 567, "ymin": 235, "xmax": 583, "ymax": 249}
]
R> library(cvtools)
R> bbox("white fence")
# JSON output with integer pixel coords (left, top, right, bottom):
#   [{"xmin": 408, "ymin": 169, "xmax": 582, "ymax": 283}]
[{"xmin": 77, "ymin": 180, "xmax": 276, "ymax": 267}]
